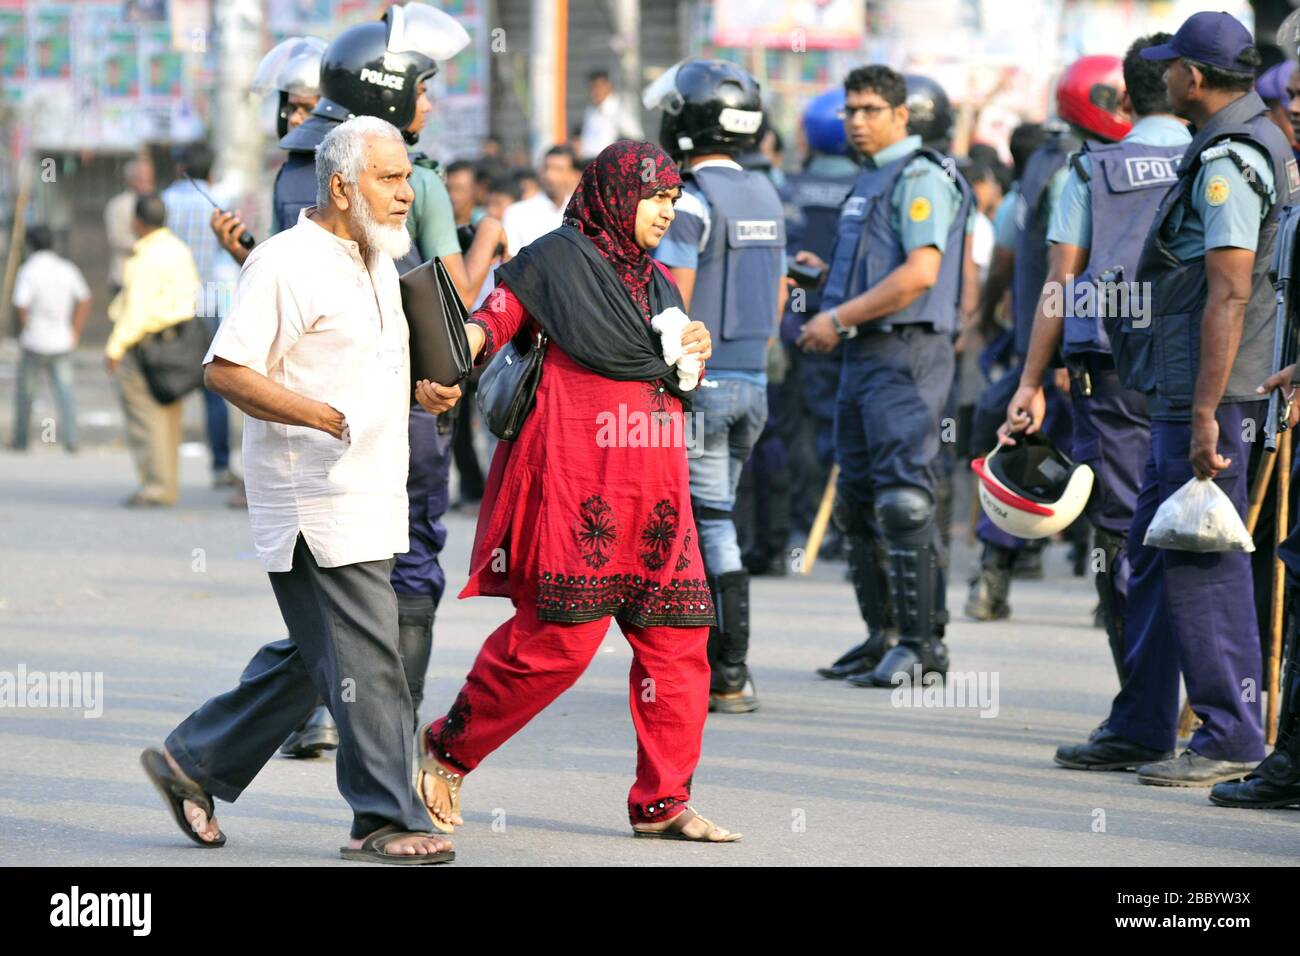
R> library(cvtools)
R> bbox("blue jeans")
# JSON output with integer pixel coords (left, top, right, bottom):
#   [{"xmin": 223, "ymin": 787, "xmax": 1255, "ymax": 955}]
[
  {"xmin": 13, "ymin": 349, "xmax": 77, "ymax": 450},
  {"xmin": 201, "ymin": 315, "xmax": 230, "ymax": 472},
  {"xmin": 688, "ymin": 377, "xmax": 767, "ymax": 574}
]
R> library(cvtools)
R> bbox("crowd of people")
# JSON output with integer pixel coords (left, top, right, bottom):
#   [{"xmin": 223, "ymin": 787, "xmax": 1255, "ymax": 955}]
[{"xmin": 10, "ymin": 1, "xmax": 1300, "ymax": 863}]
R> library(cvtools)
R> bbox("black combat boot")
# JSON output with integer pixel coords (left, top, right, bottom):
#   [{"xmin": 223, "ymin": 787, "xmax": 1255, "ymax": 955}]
[
  {"xmin": 965, "ymin": 543, "xmax": 1014, "ymax": 621},
  {"xmin": 853, "ymin": 498, "xmax": 949, "ymax": 688},
  {"xmin": 708, "ymin": 570, "xmax": 758, "ymax": 713},
  {"xmin": 818, "ymin": 529, "xmax": 897, "ymax": 678}
]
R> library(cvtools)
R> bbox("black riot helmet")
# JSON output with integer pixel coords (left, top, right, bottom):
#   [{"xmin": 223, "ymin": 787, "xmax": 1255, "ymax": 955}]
[
  {"xmin": 642, "ymin": 58, "xmax": 764, "ymax": 162},
  {"xmin": 903, "ymin": 73, "xmax": 953, "ymax": 150},
  {"xmin": 280, "ymin": 2, "xmax": 469, "ymax": 151}
]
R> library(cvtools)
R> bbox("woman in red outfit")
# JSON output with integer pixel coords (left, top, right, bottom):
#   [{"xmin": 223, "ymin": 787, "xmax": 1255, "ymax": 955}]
[{"xmin": 412, "ymin": 140, "xmax": 741, "ymax": 843}]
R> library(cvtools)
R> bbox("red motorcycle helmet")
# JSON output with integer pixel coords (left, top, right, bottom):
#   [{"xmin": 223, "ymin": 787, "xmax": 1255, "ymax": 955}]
[{"xmin": 1056, "ymin": 55, "xmax": 1131, "ymax": 143}]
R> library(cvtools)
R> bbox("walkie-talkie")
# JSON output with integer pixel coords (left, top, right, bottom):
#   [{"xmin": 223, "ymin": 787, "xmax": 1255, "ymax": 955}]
[{"xmin": 187, "ymin": 175, "xmax": 255, "ymax": 250}]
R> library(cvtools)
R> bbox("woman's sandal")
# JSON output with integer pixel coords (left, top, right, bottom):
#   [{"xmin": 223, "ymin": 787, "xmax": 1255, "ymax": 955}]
[
  {"xmin": 415, "ymin": 721, "xmax": 462, "ymax": 834},
  {"xmin": 632, "ymin": 807, "xmax": 742, "ymax": 843},
  {"xmin": 139, "ymin": 748, "xmax": 227, "ymax": 848},
  {"xmin": 339, "ymin": 823, "xmax": 455, "ymax": 866}
]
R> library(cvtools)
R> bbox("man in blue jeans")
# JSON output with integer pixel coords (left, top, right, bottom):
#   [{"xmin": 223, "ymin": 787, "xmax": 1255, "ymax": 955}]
[
  {"xmin": 11, "ymin": 226, "xmax": 89, "ymax": 452},
  {"xmin": 648, "ymin": 58, "xmax": 787, "ymax": 712},
  {"xmin": 161, "ymin": 142, "xmax": 238, "ymax": 487}
]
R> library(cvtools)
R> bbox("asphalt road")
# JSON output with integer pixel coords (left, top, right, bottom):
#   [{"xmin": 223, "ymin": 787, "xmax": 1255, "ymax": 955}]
[{"xmin": 0, "ymin": 351, "xmax": 1295, "ymax": 866}]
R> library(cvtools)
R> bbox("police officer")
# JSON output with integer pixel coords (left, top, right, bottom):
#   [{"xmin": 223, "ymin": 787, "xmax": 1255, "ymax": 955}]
[
  {"xmin": 967, "ymin": 57, "xmax": 1131, "ymax": 621},
  {"xmin": 797, "ymin": 65, "xmax": 973, "ymax": 688},
  {"xmin": 1000, "ymin": 35, "xmax": 1189, "ymax": 683},
  {"xmin": 1055, "ymin": 12, "xmax": 1297, "ymax": 785},
  {"xmin": 645, "ymin": 59, "xmax": 788, "ymax": 713},
  {"xmin": 274, "ymin": 3, "xmax": 503, "ymax": 756},
  {"xmin": 210, "ymin": 35, "xmax": 325, "ymax": 264}
]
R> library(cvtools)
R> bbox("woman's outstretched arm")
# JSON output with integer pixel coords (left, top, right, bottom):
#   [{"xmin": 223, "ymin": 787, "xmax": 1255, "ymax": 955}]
[{"xmin": 467, "ymin": 283, "xmax": 529, "ymax": 364}]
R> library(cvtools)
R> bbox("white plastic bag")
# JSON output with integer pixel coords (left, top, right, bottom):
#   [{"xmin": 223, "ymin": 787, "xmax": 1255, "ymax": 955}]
[{"xmin": 1143, "ymin": 477, "xmax": 1255, "ymax": 553}]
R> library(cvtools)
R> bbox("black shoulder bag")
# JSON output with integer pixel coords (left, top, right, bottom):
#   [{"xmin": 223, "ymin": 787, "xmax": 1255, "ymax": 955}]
[
  {"xmin": 475, "ymin": 329, "xmax": 547, "ymax": 441},
  {"xmin": 133, "ymin": 317, "xmax": 212, "ymax": 405}
]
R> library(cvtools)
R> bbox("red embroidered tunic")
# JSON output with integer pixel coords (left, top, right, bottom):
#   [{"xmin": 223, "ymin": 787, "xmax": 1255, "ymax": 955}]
[{"xmin": 461, "ymin": 283, "xmax": 715, "ymax": 628}]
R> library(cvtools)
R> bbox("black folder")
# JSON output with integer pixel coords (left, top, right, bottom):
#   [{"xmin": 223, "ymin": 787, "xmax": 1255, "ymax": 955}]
[{"xmin": 398, "ymin": 257, "xmax": 474, "ymax": 387}]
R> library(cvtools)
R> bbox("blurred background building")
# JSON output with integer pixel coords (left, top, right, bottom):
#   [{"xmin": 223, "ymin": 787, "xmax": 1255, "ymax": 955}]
[{"xmin": 0, "ymin": 0, "xmax": 1292, "ymax": 343}]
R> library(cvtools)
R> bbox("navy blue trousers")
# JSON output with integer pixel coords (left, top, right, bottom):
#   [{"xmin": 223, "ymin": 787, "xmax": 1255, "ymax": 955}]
[
  {"xmin": 390, "ymin": 406, "xmax": 452, "ymax": 602},
  {"xmin": 1107, "ymin": 402, "xmax": 1266, "ymax": 761},
  {"xmin": 834, "ymin": 326, "xmax": 953, "ymax": 507}
]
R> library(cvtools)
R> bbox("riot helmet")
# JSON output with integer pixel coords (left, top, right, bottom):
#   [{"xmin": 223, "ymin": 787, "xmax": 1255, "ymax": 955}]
[
  {"xmin": 252, "ymin": 36, "xmax": 326, "ymax": 139},
  {"xmin": 902, "ymin": 74, "xmax": 953, "ymax": 149},
  {"xmin": 281, "ymin": 2, "xmax": 469, "ymax": 151},
  {"xmin": 642, "ymin": 58, "xmax": 764, "ymax": 161}
]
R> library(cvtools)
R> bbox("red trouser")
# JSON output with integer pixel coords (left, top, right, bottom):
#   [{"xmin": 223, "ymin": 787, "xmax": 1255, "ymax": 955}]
[{"xmin": 427, "ymin": 598, "xmax": 710, "ymax": 824}]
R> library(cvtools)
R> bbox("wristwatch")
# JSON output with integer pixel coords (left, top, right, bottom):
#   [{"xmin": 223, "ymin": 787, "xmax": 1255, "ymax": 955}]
[{"xmin": 828, "ymin": 307, "xmax": 857, "ymax": 339}]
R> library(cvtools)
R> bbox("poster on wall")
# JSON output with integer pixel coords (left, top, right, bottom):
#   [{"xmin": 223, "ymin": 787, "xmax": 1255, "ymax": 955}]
[
  {"xmin": 422, "ymin": 0, "xmax": 488, "ymax": 161},
  {"xmin": 269, "ymin": 0, "xmax": 334, "ymax": 31},
  {"xmin": 712, "ymin": 0, "xmax": 865, "ymax": 51},
  {"xmin": 142, "ymin": 24, "xmax": 183, "ymax": 99},
  {"xmin": 29, "ymin": 4, "xmax": 73, "ymax": 82},
  {"xmin": 0, "ymin": 0, "xmax": 28, "ymax": 103},
  {"xmin": 101, "ymin": 25, "xmax": 141, "ymax": 101}
]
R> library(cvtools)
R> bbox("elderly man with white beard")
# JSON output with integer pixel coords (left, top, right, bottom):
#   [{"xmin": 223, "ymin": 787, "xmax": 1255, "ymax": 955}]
[{"xmin": 139, "ymin": 116, "xmax": 459, "ymax": 865}]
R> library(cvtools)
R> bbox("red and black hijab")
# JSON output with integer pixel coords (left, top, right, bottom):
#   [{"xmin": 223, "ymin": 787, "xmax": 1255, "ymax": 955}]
[
  {"xmin": 562, "ymin": 139, "xmax": 683, "ymax": 317},
  {"xmin": 494, "ymin": 140, "xmax": 694, "ymax": 404}
]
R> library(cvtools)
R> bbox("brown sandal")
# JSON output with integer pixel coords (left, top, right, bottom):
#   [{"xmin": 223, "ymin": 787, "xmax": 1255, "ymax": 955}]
[
  {"xmin": 416, "ymin": 721, "xmax": 462, "ymax": 834},
  {"xmin": 632, "ymin": 807, "xmax": 742, "ymax": 842}
]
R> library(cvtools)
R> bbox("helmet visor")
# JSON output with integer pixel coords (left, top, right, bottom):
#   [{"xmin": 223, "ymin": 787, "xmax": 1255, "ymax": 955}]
[
  {"xmin": 1282, "ymin": 9, "xmax": 1300, "ymax": 61},
  {"xmin": 252, "ymin": 36, "xmax": 326, "ymax": 97},
  {"xmin": 387, "ymin": 2, "xmax": 471, "ymax": 62},
  {"xmin": 642, "ymin": 62, "xmax": 684, "ymax": 113}
]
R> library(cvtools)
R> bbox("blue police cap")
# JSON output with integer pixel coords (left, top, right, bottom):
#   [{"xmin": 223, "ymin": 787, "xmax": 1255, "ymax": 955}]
[{"xmin": 1140, "ymin": 11, "xmax": 1256, "ymax": 72}]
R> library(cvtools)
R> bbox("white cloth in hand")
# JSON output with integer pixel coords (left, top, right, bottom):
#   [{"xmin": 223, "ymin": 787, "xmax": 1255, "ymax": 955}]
[{"xmin": 650, "ymin": 306, "xmax": 701, "ymax": 391}]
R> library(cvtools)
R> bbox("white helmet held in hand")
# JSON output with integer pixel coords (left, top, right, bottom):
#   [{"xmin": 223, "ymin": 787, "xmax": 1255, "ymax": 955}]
[{"xmin": 972, "ymin": 433, "xmax": 1095, "ymax": 539}]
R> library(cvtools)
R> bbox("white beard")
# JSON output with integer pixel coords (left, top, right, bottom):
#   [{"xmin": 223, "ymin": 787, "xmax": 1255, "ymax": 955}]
[{"xmin": 351, "ymin": 197, "xmax": 412, "ymax": 265}]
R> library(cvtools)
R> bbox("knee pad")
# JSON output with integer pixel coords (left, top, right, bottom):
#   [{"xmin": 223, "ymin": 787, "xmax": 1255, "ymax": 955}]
[{"xmin": 876, "ymin": 486, "xmax": 934, "ymax": 547}]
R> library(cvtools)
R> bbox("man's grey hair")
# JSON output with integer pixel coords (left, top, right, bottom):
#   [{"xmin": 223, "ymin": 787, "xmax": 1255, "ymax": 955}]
[{"xmin": 315, "ymin": 116, "xmax": 406, "ymax": 207}]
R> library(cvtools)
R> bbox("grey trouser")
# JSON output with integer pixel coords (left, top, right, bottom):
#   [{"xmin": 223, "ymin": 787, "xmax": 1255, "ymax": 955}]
[{"xmin": 166, "ymin": 534, "xmax": 433, "ymax": 839}]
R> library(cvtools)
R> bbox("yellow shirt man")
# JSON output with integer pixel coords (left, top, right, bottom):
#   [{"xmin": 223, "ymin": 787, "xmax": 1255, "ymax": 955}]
[{"xmin": 106, "ymin": 227, "xmax": 200, "ymax": 362}]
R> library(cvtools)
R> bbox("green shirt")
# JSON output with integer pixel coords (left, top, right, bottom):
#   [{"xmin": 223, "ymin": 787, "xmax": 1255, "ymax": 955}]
[{"xmin": 407, "ymin": 164, "xmax": 462, "ymax": 262}]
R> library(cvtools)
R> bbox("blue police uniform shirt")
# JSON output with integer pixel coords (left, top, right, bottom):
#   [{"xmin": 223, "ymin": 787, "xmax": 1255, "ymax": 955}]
[
  {"xmin": 864, "ymin": 133, "xmax": 961, "ymax": 254},
  {"xmin": 1167, "ymin": 140, "xmax": 1276, "ymax": 258},
  {"xmin": 654, "ymin": 157, "xmax": 786, "ymax": 384},
  {"xmin": 993, "ymin": 185, "xmax": 1019, "ymax": 250},
  {"xmin": 1048, "ymin": 116, "xmax": 1193, "ymax": 249}
]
